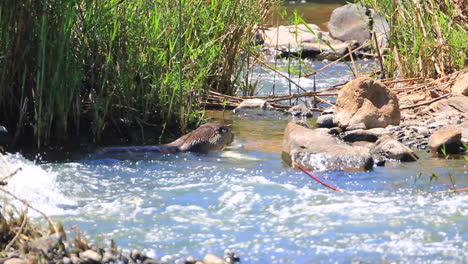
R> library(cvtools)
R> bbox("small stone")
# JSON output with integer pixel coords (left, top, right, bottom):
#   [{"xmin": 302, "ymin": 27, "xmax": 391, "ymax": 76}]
[
  {"xmin": 28, "ymin": 233, "xmax": 61, "ymax": 252},
  {"xmin": 287, "ymin": 103, "xmax": 313, "ymax": 118},
  {"xmin": 233, "ymin": 99, "xmax": 275, "ymax": 114},
  {"xmin": 329, "ymin": 127, "xmax": 342, "ymax": 135},
  {"xmin": 70, "ymin": 254, "xmax": 83, "ymax": 264},
  {"xmin": 130, "ymin": 249, "xmax": 143, "ymax": 260},
  {"xmin": 345, "ymin": 122, "xmax": 367, "ymax": 131},
  {"xmin": 316, "ymin": 114, "xmax": 335, "ymax": 128},
  {"xmin": 102, "ymin": 252, "xmax": 116, "ymax": 263},
  {"xmin": 428, "ymin": 126, "xmax": 463, "ymax": 154},
  {"xmin": 343, "ymin": 129, "xmax": 378, "ymax": 142},
  {"xmin": 80, "ymin": 250, "xmax": 101, "ymax": 263},
  {"xmin": 203, "ymin": 254, "xmax": 228, "ymax": 264},
  {"xmin": 63, "ymin": 257, "xmax": 73, "ymax": 264},
  {"xmin": 385, "ymin": 125, "xmax": 400, "ymax": 132},
  {"xmin": 4, "ymin": 258, "xmax": 27, "ymax": 264},
  {"xmin": 372, "ymin": 135, "xmax": 418, "ymax": 161},
  {"xmin": 294, "ymin": 120, "xmax": 310, "ymax": 128},
  {"xmin": 142, "ymin": 258, "xmax": 166, "ymax": 264},
  {"xmin": 322, "ymin": 107, "xmax": 335, "ymax": 115}
]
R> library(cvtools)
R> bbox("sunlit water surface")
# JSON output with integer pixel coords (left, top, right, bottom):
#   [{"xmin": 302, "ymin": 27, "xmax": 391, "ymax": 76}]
[{"xmin": 3, "ymin": 113, "xmax": 467, "ymax": 263}]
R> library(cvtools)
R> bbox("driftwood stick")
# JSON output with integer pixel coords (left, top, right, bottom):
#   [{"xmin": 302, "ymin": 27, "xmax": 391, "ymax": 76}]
[
  {"xmin": 399, "ymin": 93, "xmax": 451, "ymax": 110},
  {"xmin": 267, "ymin": 93, "xmax": 337, "ymax": 103},
  {"xmin": 381, "ymin": 77, "xmax": 423, "ymax": 85}
]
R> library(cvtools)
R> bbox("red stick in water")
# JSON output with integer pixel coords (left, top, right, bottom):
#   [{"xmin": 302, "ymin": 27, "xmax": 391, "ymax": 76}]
[{"xmin": 293, "ymin": 162, "xmax": 344, "ymax": 192}]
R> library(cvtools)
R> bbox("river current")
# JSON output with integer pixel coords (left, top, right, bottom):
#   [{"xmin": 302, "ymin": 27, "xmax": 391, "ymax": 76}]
[{"xmin": 2, "ymin": 1, "xmax": 468, "ymax": 262}]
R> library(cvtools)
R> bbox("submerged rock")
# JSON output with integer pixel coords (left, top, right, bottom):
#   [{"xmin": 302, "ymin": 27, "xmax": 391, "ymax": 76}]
[
  {"xmin": 287, "ymin": 103, "xmax": 313, "ymax": 118},
  {"xmin": 428, "ymin": 126, "xmax": 463, "ymax": 154},
  {"xmin": 334, "ymin": 77, "xmax": 400, "ymax": 129},
  {"xmin": 233, "ymin": 99, "xmax": 275, "ymax": 115},
  {"xmin": 282, "ymin": 122, "xmax": 373, "ymax": 171},
  {"xmin": 371, "ymin": 135, "xmax": 418, "ymax": 161}
]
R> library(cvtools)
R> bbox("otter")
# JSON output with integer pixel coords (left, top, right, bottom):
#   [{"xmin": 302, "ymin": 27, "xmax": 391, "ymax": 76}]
[{"xmin": 98, "ymin": 122, "xmax": 234, "ymax": 155}]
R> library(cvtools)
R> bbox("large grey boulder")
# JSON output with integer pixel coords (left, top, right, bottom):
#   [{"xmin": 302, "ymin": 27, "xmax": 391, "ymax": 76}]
[
  {"xmin": 328, "ymin": 3, "xmax": 370, "ymax": 45},
  {"xmin": 282, "ymin": 122, "xmax": 373, "ymax": 171},
  {"xmin": 334, "ymin": 77, "xmax": 400, "ymax": 129},
  {"xmin": 371, "ymin": 135, "xmax": 418, "ymax": 161}
]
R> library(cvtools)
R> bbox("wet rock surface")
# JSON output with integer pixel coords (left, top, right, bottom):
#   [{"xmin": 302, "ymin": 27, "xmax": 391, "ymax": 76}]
[
  {"xmin": 428, "ymin": 126, "xmax": 463, "ymax": 154},
  {"xmin": 282, "ymin": 122, "xmax": 374, "ymax": 171},
  {"xmin": 316, "ymin": 114, "xmax": 335, "ymax": 128},
  {"xmin": 371, "ymin": 135, "xmax": 418, "ymax": 161},
  {"xmin": 287, "ymin": 103, "xmax": 313, "ymax": 118},
  {"xmin": 233, "ymin": 99, "xmax": 276, "ymax": 115}
]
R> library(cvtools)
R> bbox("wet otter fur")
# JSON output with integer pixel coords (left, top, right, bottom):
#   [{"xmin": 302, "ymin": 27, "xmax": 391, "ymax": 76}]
[
  {"xmin": 98, "ymin": 122, "xmax": 233, "ymax": 155},
  {"xmin": 167, "ymin": 122, "xmax": 234, "ymax": 153}
]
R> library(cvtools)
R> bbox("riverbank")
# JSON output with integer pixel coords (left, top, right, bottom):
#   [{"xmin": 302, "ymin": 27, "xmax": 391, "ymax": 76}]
[{"xmin": 0, "ymin": 0, "xmax": 274, "ymax": 152}]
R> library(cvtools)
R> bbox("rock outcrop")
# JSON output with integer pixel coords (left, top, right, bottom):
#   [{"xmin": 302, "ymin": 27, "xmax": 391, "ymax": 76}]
[
  {"xmin": 282, "ymin": 122, "xmax": 373, "ymax": 171},
  {"xmin": 449, "ymin": 69, "xmax": 468, "ymax": 96},
  {"xmin": 428, "ymin": 126, "xmax": 463, "ymax": 154},
  {"xmin": 334, "ymin": 77, "xmax": 400, "ymax": 129}
]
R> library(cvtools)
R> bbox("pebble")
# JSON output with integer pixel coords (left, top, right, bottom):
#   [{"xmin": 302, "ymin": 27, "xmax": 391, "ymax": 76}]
[
  {"xmin": 80, "ymin": 249, "xmax": 101, "ymax": 263},
  {"xmin": 4, "ymin": 258, "xmax": 27, "ymax": 264}
]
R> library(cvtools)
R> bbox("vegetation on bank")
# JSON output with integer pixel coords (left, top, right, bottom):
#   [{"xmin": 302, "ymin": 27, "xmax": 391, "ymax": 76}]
[
  {"xmin": 359, "ymin": 0, "xmax": 467, "ymax": 78},
  {"xmin": 0, "ymin": 0, "xmax": 275, "ymax": 149}
]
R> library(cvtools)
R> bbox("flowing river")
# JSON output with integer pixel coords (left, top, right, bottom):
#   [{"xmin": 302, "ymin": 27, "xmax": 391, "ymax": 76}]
[{"xmin": 2, "ymin": 1, "xmax": 468, "ymax": 263}]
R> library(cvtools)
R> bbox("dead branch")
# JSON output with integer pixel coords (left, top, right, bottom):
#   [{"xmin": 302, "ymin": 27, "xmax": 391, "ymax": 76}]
[
  {"xmin": 0, "ymin": 187, "xmax": 58, "ymax": 234},
  {"xmin": 399, "ymin": 93, "xmax": 451, "ymax": 110},
  {"xmin": 5, "ymin": 207, "xmax": 28, "ymax": 250}
]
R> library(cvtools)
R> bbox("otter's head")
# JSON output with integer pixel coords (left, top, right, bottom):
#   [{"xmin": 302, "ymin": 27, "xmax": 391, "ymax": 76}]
[{"xmin": 168, "ymin": 122, "xmax": 234, "ymax": 153}]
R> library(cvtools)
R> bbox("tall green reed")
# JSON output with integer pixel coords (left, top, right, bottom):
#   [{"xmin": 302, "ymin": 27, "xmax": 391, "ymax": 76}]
[
  {"xmin": 0, "ymin": 0, "xmax": 274, "ymax": 148},
  {"xmin": 359, "ymin": 0, "xmax": 467, "ymax": 78}
]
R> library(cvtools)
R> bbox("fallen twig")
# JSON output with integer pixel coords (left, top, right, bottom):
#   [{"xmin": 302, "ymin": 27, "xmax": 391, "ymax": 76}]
[
  {"xmin": 0, "ymin": 187, "xmax": 58, "ymax": 234},
  {"xmin": 436, "ymin": 188, "xmax": 468, "ymax": 193},
  {"xmin": 293, "ymin": 162, "xmax": 344, "ymax": 192},
  {"xmin": 5, "ymin": 207, "xmax": 28, "ymax": 250},
  {"xmin": 399, "ymin": 93, "xmax": 451, "ymax": 110}
]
